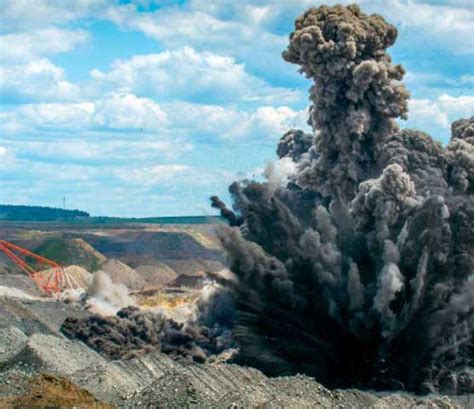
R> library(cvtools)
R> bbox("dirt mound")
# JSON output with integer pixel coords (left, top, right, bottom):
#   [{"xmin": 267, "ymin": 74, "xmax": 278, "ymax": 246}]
[
  {"xmin": 34, "ymin": 238, "xmax": 106, "ymax": 272},
  {"xmin": 101, "ymin": 259, "xmax": 145, "ymax": 290},
  {"xmin": 64, "ymin": 265, "xmax": 91, "ymax": 288},
  {"xmin": 163, "ymin": 260, "xmax": 209, "ymax": 276},
  {"xmin": 169, "ymin": 274, "xmax": 207, "ymax": 289},
  {"xmin": 134, "ymin": 262, "xmax": 177, "ymax": 286},
  {"xmin": 41, "ymin": 265, "xmax": 91, "ymax": 289},
  {"xmin": 0, "ymin": 373, "xmax": 115, "ymax": 408},
  {"xmin": 87, "ymin": 231, "xmax": 223, "ymax": 261}
]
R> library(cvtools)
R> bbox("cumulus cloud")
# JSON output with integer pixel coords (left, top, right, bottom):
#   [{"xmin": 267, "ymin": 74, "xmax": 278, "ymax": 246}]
[
  {"xmin": 188, "ymin": 0, "xmax": 474, "ymax": 55},
  {"xmin": 1, "ymin": 0, "xmax": 471, "ymax": 221},
  {"xmin": 90, "ymin": 47, "xmax": 300, "ymax": 104},
  {"xmin": 376, "ymin": 0, "xmax": 474, "ymax": 54},
  {"xmin": 1, "ymin": 95, "xmax": 307, "ymax": 142},
  {"xmin": 1, "ymin": 93, "xmax": 169, "ymax": 133},
  {"xmin": 0, "ymin": 59, "xmax": 80, "ymax": 103},
  {"xmin": 407, "ymin": 94, "xmax": 474, "ymax": 141},
  {"xmin": 0, "ymin": 28, "xmax": 89, "ymax": 62},
  {"xmin": 6, "ymin": 140, "xmax": 188, "ymax": 162},
  {"xmin": 164, "ymin": 102, "xmax": 308, "ymax": 140},
  {"xmin": 93, "ymin": 93, "xmax": 168, "ymax": 129},
  {"xmin": 0, "ymin": 0, "xmax": 109, "ymax": 32},
  {"xmin": 115, "ymin": 164, "xmax": 190, "ymax": 186},
  {"xmin": 0, "ymin": 102, "xmax": 94, "ymax": 132},
  {"xmin": 104, "ymin": 2, "xmax": 302, "ymax": 83}
]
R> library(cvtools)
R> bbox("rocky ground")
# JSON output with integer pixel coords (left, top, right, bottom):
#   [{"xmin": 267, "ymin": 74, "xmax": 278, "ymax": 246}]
[
  {"xmin": 0, "ymin": 295, "xmax": 470, "ymax": 408},
  {"xmin": 0, "ymin": 222, "xmax": 471, "ymax": 408}
]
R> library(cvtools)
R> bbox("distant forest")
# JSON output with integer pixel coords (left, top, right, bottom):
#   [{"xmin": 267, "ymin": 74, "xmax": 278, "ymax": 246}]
[
  {"xmin": 0, "ymin": 204, "xmax": 89, "ymax": 221},
  {"xmin": 0, "ymin": 204, "xmax": 223, "ymax": 224}
]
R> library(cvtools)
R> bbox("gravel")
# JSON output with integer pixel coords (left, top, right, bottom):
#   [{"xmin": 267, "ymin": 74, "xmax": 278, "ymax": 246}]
[{"xmin": 0, "ymin": 294, "xmax": 468, "ymax": 409}]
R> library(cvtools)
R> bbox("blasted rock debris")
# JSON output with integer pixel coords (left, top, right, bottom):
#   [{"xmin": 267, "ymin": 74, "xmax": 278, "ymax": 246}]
[
  {"xmin": 61, "ymin": 285, "xmax": 236, "ymax": 365},
  {"xmin": 61, "ymin": 305, "xmax": 233, "ymax": 363},
  {"xmin": 212, "ymin": 4, "xmax": 473, "ymax": 394}
]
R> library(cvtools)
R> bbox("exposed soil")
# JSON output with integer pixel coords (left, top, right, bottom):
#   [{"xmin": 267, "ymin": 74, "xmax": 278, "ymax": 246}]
[{"xmin": 0, "ymin": 373, "xmax": 115, "ymax": 409}]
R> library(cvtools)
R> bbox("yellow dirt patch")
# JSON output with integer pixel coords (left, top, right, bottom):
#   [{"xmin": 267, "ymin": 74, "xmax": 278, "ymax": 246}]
[
  {"xmin": 0, "ymin": 373, "xmax": 115, "ymax": 409},
  {"xmin": 137, "ymin": 290, "xmax": 199, "ymax": 309}
]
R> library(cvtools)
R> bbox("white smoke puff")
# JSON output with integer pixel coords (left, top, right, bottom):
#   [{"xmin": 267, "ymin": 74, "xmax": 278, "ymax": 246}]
[
  {"xmin": 374, "ymin": 241, "xmax": 405, "ymax": 337},
  {"xmin": 373, "ymin": 263, "xmax": 404, "ymax": 333},
  {"xmin": 199, "ymin": 281, "xmax": 220, "ymax": 300},
  {"xmin": 264, "ymin": 158, "xmax": 297, "ymax": 191},
  {"xmin": 58, "ymin": 288, "xmax": 84, "ymax": 304},
  {"xmin": 85, "ymin": 270, "xmax": 136, "ymax": 316},
  {"xmin": 347, "ymin": 262, "xmax": 364, "ymax": 311},
  {"xmin": 409, "ymin": 250, "xmax": 429, "ymax": 312},
  {"xmin": 213, "ymin": 268, "xmax": 238, "ymax": 283},
  {"xmin": 314, "ymin": 206, "xmax": 337, "ymax": 243}
]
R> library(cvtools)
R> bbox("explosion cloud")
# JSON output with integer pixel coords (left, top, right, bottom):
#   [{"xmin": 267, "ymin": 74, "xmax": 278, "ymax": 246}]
[{"xmin": 213, "ymin": 4, "xmax": 473, "ymax": 394}]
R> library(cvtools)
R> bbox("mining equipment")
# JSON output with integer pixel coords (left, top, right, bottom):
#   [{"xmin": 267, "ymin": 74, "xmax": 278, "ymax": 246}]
[{"xmin": 0, "ymin": 240, "xmax": 81, "ymax": 296}]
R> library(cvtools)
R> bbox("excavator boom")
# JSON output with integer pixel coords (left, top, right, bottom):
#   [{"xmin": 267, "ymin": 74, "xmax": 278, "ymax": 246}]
[{"xmin": 0, "ymin": 240, "xmax": 80, "ymax": 296}]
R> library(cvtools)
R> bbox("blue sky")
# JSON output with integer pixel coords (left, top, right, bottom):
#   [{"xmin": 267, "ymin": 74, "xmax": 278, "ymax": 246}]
[{"xmin": 0, "ymin": 0, "xmax": 473, "ymax": 217}]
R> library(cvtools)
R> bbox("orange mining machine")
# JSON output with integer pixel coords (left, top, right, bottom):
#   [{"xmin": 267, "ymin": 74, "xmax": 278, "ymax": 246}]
[{"xmin": 0, "ymin": 240, "xmax": 80, "ymax": 296}]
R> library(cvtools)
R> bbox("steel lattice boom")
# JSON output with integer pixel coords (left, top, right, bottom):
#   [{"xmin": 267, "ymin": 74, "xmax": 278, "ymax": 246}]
[{"xmin": 0, "ymin": 240, "xmax": 80, "ymax": 296}]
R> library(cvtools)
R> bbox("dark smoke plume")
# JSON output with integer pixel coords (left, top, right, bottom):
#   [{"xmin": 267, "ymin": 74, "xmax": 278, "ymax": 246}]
[
  {"xmin": 212, "ymin": 4, "xmax": 473, "ymax": 394},
  {"xmin": 211, "ymin": 195, "xmax": 243, "ymax": 226}
]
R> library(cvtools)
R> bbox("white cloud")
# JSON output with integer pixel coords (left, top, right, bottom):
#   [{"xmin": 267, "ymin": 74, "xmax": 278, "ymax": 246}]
[
  {"xmin": 164, "ymin": 102, "xmax": 309, "ymax": 140},
  {"xmin": 380, "ymin": 0, "xmax": 474, "ymax": 54},
  {"xmin": 0, "ymin": 0, "xmax": 110, "ymax": 32},
  {"xmin": 104, "ymin": 3, "xmax": 295, "ymax": 81},
  {"xmin": 0, "ymin": 102, "xmax": 94, "ymax": 132},
  {"xmin": 0, "ymin": 28, "xmax": 89, "ymax": 62},
  {"xmin": 1, "ymin": 93, "xmax": 168, "ymax": 132},
  {"xmin": 409, "ymin": 94, "xmax": 474, "ymax": 128},
  {"xmin": 90, "ymin": 47, "xmax": 300, "ymax": 104},
  {"xmin": 93, "ymin": 93, "xmax": 168, "ymax": 129},
  {"xmin": 7, "ymin": 140, "xmax": 189, "ymax": 162},
  {"xmin": 1, "ymin": 94, "xmax": 308, "ymax": 143},
  {"xmin": 406, "ymin": 94, "xmax": 474, "ymax": 141},
  {"xmin": 178, "ymin": 1, "xmax": 474, "ymax": 55},
  {"xmin": 437, "ymin": 94, "xmax": 474, "ymax": 117},
  {"xmin": 0, "ymin": 58, "xmax": 80, "ymax": 102},
  {"xmin": 1, "ymin": 0, "xmax": 471, "ymax": 217},
  {"xmin": 249, "ymin": 106, "xmax": 308, "ymax": 138},
  {"xmin": 116, "ymin": 164, "xmax": 190, "ymax": 186}
]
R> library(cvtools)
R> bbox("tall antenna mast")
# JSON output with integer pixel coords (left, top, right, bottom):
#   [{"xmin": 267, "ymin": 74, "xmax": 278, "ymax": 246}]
[{"xmin": 63, "ymin": 196, "xmax": 66, "ymax": 210}]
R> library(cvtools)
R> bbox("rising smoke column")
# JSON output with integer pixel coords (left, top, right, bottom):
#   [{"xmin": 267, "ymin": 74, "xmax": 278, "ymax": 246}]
[{"xmin": 213, "ymin": 4, "xmax": 473, "ymax": 394}]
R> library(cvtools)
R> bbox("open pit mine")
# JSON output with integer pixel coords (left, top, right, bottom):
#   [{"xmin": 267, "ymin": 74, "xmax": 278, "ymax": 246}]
[{"xmin": 0, "ymin": 4, "xmax": 472, "ymax": 409}]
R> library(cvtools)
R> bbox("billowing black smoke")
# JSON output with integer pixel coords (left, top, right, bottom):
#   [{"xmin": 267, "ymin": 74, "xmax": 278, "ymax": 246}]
[
  {"xmin": 213, "ymin": 4, "xmax": 473, "ymax": 394},
  {"xmin": 61, "ymin": 288, "xmax": 236, "ymax": 363}
]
